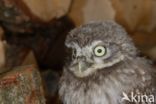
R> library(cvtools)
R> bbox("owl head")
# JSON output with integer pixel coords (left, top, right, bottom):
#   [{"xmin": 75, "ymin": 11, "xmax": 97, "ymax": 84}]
[{"xmin": 65, "ymin": 21, "xmax": 137, "ymax": 78}]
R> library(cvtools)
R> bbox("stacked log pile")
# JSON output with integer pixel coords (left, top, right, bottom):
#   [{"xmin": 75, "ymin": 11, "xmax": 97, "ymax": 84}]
[{"xmin": 0, "ymin": 0, "xmax": 156, "ymax": 104}]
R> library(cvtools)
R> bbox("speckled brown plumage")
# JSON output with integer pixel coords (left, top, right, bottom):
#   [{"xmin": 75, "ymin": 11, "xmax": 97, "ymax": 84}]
[{"xmin": 59, "ymin": 21, "xmax": 156, "ymax": 104}]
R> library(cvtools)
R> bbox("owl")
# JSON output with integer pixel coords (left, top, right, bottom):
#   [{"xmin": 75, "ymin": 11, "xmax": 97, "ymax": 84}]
[{"xmin": 59, "ymin": 21, "xmax": 156, "ymax": 104}]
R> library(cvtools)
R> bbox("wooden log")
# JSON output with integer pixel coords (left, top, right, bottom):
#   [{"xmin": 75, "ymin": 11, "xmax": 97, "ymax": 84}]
[
  {"xmin": 111, "ymin": 0, "xmax": 152, "ymax": 32},
  {"xmin": 69, "ymin": 0, "xmax": 156, "ymax": 33},
  {"xmin": 0, "ymin": 0, "xmax": 72, "ymax": 33},
  {"xmin": 1, "ymin": 0, "xmax": 71, "ymax": 23},
  {"xmin": 68, "ymin": 0, "xmax": 115, "ymax": 26},
  {"xmin": 0, "ymin": 0, "xmax": 35, "ymax": 33},
  {"xmin": 132, "ymin": 32, "xmax": 156, "ymax": 61},
  {"xmin": 5, "ymin": 44, "xmax": 29, "ymax": 69},
  {"xmin": 22, "ymin": 51, "xmax": 37, "ymax": 66},
  {"xmin": 0, "ymin": 40, "xmax": 6, "ymax": 70},
  {"xmin": 148, "ymin": 46, "xmax": 156, "ymax": 61},
  {"xmin": 0, "ymin": 65, "xmax": 45, "ymax": 104},
  {"xmin": 20, "ymin": 0, "xmax": 72, "ymax": 22},
  {"xmin": 0, "ymin": 41, "xmax": 6, "ymax": 71},
  {"xmin": 0, "ymin": 27, "xmax": 6, "ymax": 71},
  {"xmin": 0, "ymin": 27, "xmax": 4, "ymax": 40}
]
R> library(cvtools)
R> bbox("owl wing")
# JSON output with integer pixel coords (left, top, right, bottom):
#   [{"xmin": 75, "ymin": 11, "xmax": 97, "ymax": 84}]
[{"xmin": 125, "ymin": 57, "xmax": 156, "ymax": 104}]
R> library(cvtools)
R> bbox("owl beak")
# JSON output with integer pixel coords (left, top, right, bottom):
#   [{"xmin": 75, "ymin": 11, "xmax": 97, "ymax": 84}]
[
  {"xmin": 78, "ymin": 61, "xmax": 87, "ymax": 72},
  {"xmin": 72, "ymin": 56, "xmax": 92, "ymax": 73},
  {"xmin": 78, "ymin": 60, "xmax": 92, "ymax": 73}
]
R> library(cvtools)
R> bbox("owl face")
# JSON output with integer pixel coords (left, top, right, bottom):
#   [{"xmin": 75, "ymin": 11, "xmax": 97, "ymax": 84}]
[{"xmin": 65, "ymin": 21, "xmax": 137, "ymax": 78}]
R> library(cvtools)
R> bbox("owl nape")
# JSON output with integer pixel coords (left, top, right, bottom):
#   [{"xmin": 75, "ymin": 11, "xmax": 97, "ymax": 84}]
[{"xmin": 59, "ymin": 21, "xmax": 156, "ymax": 104}]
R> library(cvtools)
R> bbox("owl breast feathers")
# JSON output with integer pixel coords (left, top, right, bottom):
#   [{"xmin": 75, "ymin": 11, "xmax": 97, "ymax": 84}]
[{"xmin": 59, "ymin": 21, "xmax": 156, "ymax": 104}]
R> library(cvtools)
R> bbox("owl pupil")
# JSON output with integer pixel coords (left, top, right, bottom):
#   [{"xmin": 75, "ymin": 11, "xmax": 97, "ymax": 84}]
[{"xmin": 97, "ymin": 49, "xmax": 102, "ymax": 53}]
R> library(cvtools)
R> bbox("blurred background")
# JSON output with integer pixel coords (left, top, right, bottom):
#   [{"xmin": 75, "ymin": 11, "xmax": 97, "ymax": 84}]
[{"xmin": 0, "ymin": 0, "xmax": 156, "ymax": 104}]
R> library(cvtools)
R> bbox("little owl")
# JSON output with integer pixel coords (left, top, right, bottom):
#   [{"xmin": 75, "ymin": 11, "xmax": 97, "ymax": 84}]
[{"xmin": 59, "ymin": 21, "xmax": 156, "ymax": 104}]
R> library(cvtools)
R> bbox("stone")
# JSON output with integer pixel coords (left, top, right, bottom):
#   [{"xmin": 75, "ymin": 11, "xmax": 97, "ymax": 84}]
[{"xmin": 0, "ymin": 65, "xmax": 46, "ymax": 104}]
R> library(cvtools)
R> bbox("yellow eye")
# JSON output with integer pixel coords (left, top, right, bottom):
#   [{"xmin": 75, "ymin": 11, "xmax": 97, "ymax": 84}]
[{"xmin": 94, "ymin": 46, "xmax": 106, "ymax": 57}]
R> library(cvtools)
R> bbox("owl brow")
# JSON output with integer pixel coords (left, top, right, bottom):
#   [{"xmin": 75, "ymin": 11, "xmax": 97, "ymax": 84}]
[{"xmin": 91, "ymin": 41, "xmax": 104, "ymax": 46}]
